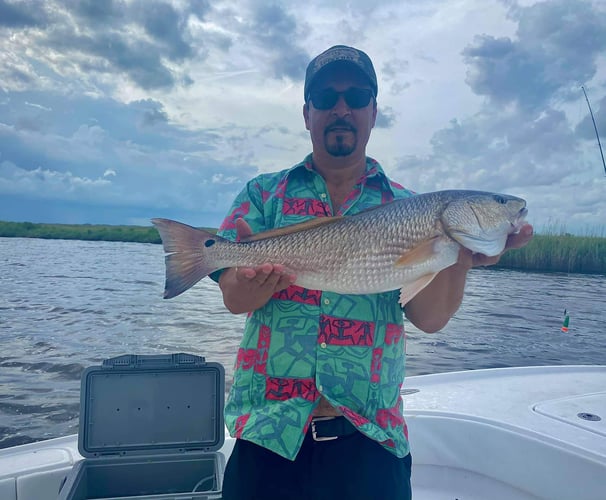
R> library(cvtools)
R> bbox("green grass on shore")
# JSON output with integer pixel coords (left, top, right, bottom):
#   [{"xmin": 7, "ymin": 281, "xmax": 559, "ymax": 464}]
[
  {"xmin": 496, "ymin": 233, "xmax": 606, "ymax": 274},
  {"xmin": 0, "ymin": 220, "xmax": 163, "ymax": 243},
  {"xmin": 1, "ymin": 220, "xmax": 605, "ymax": 275}
]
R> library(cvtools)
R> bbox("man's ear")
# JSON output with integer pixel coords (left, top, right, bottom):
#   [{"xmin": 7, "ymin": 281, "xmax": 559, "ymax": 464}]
[
  {"xmin": 303, "ymin": 102, "xmax": 311, "ymax": 131},
  {"xmin": 371, "ymin": 100, "xmax": 377, "ymax": 129}
]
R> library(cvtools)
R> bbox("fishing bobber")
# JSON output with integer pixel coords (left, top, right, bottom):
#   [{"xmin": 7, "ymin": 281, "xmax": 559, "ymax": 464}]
[{"xmin": 561, "ymin": 312, "xmax": 570, "ymax": 333}]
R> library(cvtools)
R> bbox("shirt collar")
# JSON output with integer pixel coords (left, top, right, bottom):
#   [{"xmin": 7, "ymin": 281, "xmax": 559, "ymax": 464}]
[{"xmin": 286, "ymin": 154, "xmax": 396, "ymax": 197}]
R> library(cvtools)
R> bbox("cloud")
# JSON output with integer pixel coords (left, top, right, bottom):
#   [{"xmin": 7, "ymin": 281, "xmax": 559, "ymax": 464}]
[
  {"xmin": 462, "ymin": 0, "xmax": 606, "ymax": 110},
  {"xmin": 43, "ymin": 24, "xmax": 179, "ymax": 91},
  {"xmin": 137, "ymin": 1, "xmax": 194, "ymax": 61},
  {"xmin": 0, "ymin": 161, "xmax": 112, "ymax": 199},
  {"xmin": 0, "ymin": 0, "xmax": 605, "ymax": 232},
  {"xmin": 0, "ymin": 0, "xmax": 46, "ymax": 27},
  {"xmin": 576, "ymin": 94, "xmax": 606, "ymax": 142},
  {"xmin": 390, "ymin": 0, "xmax": 606, "ymax": 232},
  {"xmin": 381, "ymin": 58, "xmax": 411, "ymax": 95},
  {"xmin": 0, "ymin": 0, "xmax": 212, "ymax": 92},
  {"xmin": 376, "ymin": 106, "xmax": 397, "ymax": 129},
  {"xmin": 0, "ymin": 90, "xmax": 257, "ymax": 224},
  {"xmin": 246, "ymin": 3, "xmax": 310, "ymax": 81}
]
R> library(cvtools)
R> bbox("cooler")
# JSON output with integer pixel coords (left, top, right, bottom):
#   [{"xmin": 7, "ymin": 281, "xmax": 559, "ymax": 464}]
[{"xmin": 58, "ymin": 353, "xmax": 225, "ymax": 500}]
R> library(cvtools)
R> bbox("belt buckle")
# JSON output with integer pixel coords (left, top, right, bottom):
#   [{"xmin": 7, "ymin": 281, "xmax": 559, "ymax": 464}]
[{"xmin": 311, "ymin": 416, "xmax": 339, "ymax": 442}]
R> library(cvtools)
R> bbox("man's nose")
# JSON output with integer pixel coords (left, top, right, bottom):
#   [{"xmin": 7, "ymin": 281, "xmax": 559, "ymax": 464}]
[{"xmin": 331, "ymin": 95, "xmax": 351, "ymax": 116}]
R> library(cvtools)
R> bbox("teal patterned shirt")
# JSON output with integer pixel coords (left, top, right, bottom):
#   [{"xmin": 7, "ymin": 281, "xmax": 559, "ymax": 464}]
[{"xmin": 216, "ymin": 154, "xmax": 414, "ymax": 460}]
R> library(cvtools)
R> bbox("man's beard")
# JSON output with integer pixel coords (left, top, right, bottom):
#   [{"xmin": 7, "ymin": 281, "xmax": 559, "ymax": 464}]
[
  {"xmin": 326, "ymin": 135, "xmax": 357, "ymax": 156},
  {"xmin": 324, "ymin": 120, "xmax": 357, "ymax": 157}
]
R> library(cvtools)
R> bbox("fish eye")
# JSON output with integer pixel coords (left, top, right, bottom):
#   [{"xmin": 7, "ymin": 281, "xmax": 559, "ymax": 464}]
[{"xmin": 493, "ymin": 195, "xmax": 507, "ymax": 204}]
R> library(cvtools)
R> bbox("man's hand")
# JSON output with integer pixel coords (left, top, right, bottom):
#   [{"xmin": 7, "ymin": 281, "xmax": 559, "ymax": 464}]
[{"xmin": 219, "ymin": 219, "xmax": 296, "ymax": 314}]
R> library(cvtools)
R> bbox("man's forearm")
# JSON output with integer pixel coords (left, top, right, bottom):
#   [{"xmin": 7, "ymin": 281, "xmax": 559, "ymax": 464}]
[{"xmin": 404, "ymin": 260, "xmax": 470, "ymax": 333}]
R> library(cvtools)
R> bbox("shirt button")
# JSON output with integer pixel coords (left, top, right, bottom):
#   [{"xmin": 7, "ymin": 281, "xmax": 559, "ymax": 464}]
[
  {"xmin": 318, "ymin": 385, "xmax": 323, "ymax": 392},
  {"xmin": 320, "ymin": 193, "xmax": 327, "ymax": 199},
  {"xmin": 323, "ymin": 298, "xmax": 330, "ymax": 305},
  {"xmin": 320, "ymin": 342, "xmax": 327, "ymax": 349}
]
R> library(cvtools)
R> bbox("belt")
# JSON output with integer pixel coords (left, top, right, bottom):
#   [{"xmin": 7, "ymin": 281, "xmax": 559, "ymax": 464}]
[{"xmin": 310, "ymin": 416, "xmax": 358, "ymax": 442}]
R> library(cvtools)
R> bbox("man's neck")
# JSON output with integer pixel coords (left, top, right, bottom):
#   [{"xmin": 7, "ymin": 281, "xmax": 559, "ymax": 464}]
[
  {"xmin": 311, "ymin": 151, "xmax": 367, "ymax": 186},
  {"xmin": 311, "ymin": 151, "xmax": 368, "ymax": 213}
]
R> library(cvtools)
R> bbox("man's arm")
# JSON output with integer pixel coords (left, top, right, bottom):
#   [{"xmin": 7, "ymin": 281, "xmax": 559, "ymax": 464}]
[{"xmin": 405, "ymin": 224, "xmax": 534, "ymax": 333}]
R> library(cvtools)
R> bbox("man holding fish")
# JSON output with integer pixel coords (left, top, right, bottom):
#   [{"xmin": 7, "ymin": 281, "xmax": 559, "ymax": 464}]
[{"xmin": 154, "ymin": 45, "xmax": 533, "ymax": 499}]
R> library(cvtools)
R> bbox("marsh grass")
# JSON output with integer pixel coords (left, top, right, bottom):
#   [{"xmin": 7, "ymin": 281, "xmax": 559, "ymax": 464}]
[
  {"xmin": 1, "ymin": 221, "xmax": 605, "ymax": 274},
  {"xmin": 0, "ymin": 221, "xmax": 162, "ymax": 243},
  {"xmin": 497, "ymin": 232, "xmax": 606, "ymax": 274}
]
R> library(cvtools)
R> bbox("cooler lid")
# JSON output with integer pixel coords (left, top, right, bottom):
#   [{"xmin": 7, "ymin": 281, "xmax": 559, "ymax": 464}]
[{"xmin": 78, "ymin": 353, "xmax": 225, "ymax": 457}]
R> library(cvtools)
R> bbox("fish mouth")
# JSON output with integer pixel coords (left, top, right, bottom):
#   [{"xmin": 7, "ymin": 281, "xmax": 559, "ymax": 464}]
[{"xmin": 511, "ymin": 207, "xmax": 528, "ymax": 232}]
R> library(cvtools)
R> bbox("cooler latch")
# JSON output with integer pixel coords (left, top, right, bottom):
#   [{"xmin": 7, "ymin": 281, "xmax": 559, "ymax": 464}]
[{"xmin": 102, "ymin": 353, "xmax": 207, "ymax": 369}]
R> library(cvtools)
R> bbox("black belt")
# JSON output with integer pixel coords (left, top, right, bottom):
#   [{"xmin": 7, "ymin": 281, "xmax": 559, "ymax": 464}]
[{"xmin": 310, "ymin": 416, "xmax": 357, "ymax": 441}]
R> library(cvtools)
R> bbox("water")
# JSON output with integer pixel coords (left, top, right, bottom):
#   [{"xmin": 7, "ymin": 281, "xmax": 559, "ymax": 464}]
[{"xmin": 1, "ymin": 237, "xmax": 605, "ymax": 449}]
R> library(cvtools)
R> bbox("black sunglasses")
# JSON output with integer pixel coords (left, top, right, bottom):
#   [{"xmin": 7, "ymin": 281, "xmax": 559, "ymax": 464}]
[{"xmin": 308, "ymin": 88, "xmax": 374, "ymax": 110}]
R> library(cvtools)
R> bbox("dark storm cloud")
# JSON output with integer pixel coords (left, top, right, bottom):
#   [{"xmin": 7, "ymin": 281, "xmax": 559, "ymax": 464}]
[
  {"xmin": 137, "ymin": 1, "xmax": 193, "ymax": 61},
  {"xmin": 69, "ymin": 0, "xmax": 200, "ymax": 62},
  {"xmin": 43, "ymin": 27, "xmax": 178, "ymax": 90},
  {"xmin": 248, "ymin": 3, "xmax": 309, "ymax": 81},
  {"xmin": 2, "ymin": 0, "xmax": 209, "ymax": 91},
  {"xmin": 69, "ymin": 0, "xmax": 123, "ymax": 23},
  {"xmin": 462, "ymin": 0, "xmax": 606, "ymax": 111},
  {"xmin": 0, "ymin": 0, "xmax": 46, "ymax": 27}
]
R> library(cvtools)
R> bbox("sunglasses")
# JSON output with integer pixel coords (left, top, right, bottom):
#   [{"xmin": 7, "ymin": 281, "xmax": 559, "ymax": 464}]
[{"xmin": 308, "ymin": 88, "xmax": 374, "ymax": 110}]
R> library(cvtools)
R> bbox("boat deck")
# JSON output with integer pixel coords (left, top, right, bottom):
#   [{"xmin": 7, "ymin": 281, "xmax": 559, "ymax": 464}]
[{"xmin": 404, "ymin": 365, "xmax": 606, "ymax": 499}]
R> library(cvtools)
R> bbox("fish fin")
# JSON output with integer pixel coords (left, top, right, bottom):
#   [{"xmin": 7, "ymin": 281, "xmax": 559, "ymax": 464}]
[
  {"xmin": 151, "ymin": 218, "xmax": 222, "ymax": 299},
  {"xmin": 394, "ymin": 236, "xmax": 442, "ymax": 267},
  {"xmin": 241, "ymin": 216, "xmax": 344, "ymax": 242},
  {"xmin": 399, "ymin": 273, "xmax": 439, "ymax": 306}
]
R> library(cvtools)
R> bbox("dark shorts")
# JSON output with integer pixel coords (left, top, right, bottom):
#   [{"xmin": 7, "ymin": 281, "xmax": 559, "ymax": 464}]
[{"xmin": 222, "ymin": 418, "xmax": 412, "ymax": 500}]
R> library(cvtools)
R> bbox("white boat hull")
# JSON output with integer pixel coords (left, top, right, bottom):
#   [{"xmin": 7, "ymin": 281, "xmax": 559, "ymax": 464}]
[{"xmin": 1, "ymin": 365, "xmax": 605, "ymax": 499}]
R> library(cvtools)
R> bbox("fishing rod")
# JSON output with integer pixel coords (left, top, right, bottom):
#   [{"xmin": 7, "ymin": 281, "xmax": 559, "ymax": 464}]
[{"xmin": 581, "ymin": 85, "xmax": 606, "ymax": 176}]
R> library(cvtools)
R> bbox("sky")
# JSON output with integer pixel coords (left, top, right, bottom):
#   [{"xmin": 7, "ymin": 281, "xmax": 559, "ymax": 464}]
[{"xmin": 1, "ymin": 0, "xmax": 605, "ymax": 234}]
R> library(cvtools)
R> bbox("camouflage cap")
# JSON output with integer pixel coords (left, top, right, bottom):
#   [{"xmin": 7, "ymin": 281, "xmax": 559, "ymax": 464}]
[{"xmin": 304, "ymin": 45, "xmax": 378, "ymax": 100}]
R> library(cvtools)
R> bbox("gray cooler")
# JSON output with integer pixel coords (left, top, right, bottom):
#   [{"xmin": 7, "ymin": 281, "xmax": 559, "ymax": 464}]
[{"xmin": 58, "ymin": 353, "xmax": 225, "ymax": 500}]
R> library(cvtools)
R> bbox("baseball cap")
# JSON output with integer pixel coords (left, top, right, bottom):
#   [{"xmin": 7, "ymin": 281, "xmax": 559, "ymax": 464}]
[{"xmin": 304, "ymin": 45, "xmax": 378, "ymax": 101}]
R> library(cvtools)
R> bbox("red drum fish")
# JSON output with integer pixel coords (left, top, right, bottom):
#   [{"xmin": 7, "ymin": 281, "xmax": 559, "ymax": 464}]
[{"xmin": 152, "ymin": 190, "xmax": 527, "ymax": 305}]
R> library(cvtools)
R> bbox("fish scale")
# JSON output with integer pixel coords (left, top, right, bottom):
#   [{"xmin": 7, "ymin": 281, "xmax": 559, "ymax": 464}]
[{"xmin": 152, "ymin": 189, "xmax": 527, "ymax": 304}]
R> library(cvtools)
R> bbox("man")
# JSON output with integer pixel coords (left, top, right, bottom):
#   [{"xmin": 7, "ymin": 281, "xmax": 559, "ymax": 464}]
[{"xmin": 216, "ymin": 45, "xmax": 533, "ymax": 499}]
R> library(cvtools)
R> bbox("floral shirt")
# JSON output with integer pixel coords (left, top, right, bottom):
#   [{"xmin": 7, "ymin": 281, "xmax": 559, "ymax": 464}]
[{"xmin": 216, "ymin": 154, "xmax": 414, "ymax": 460}]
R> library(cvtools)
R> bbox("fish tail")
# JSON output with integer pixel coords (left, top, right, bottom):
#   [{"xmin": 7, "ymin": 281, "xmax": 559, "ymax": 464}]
[{"xmin": 151, "ymin": 218, "xmax": 223, "ymax": 299}]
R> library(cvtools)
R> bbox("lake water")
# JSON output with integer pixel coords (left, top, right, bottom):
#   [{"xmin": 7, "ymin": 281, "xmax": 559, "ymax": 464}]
[{"xmin": 1, "ymin": 237, "xmax": 605, "ymax": 449}]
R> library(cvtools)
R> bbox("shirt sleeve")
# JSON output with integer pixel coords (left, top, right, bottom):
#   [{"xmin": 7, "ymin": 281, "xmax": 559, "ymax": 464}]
[
  {"xmin": 209, "ymin": 177, "xmax": 267, "ymax": 282},
  {"xmin": 216, "ymin": 177, "xmax": 267, "ymax": 240}
]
